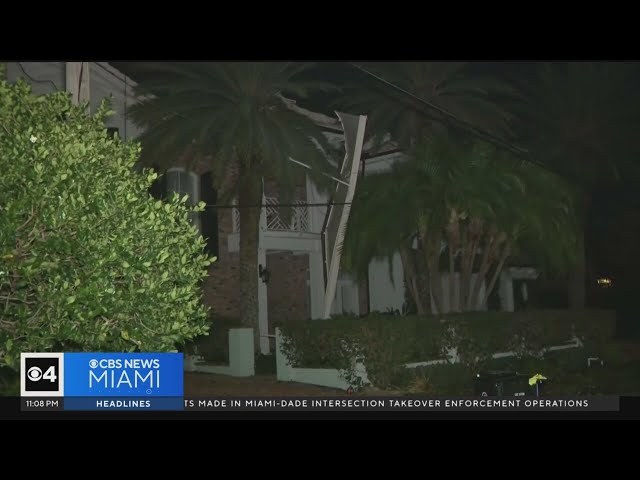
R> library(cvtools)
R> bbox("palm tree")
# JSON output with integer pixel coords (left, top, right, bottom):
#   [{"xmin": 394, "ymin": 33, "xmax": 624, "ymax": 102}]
[
  {"xmin": 341, "ymin": 167, "xmax": 430, "ymax": 313},
  {"xmin": 511, "ymin": 62, "xmax": 640, "ymax": 308},
  {"xmin": 127, "ymin": 62, "xmax": 338, "ymax": 345},
  {"xmin": 338, "ymin": 62, "xmax": 521, "ymax": 313},
  {"xmin": 343, "ymin": 133, "xmax": 578, "ymax": 314},
  {"xmin": 340, "ymin": 62, "xmax": 519, "ymax": 151}
]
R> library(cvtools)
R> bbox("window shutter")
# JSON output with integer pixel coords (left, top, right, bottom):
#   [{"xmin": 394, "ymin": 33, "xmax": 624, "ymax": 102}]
[{"xmin": 200, "ymin": 172, "xmax": 219, "ymax": 258}]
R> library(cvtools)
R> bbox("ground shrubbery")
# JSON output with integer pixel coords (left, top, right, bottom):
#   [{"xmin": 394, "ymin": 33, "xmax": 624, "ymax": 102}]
[
  {"xmin": 277, "ymin": 310, "xmax": 617, "ymax": 391},
  {"xmin": 0, "ymin": 73, "xmax": 215, "ymax": 371}
]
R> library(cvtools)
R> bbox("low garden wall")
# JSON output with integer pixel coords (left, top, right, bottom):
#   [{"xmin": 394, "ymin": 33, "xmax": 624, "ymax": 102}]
[{"xmin": 186, "ymin": 328, "xmax": 255, "ymax": 377}]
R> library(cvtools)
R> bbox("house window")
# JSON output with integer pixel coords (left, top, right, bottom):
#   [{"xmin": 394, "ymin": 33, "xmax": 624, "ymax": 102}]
[
  {"xmin": 149, "ymin": 168, "xmax": 218, "ymax": 259},
  {"xmin": 199, "ymin": 172, "xmax": 219, "ymax": 258},
  {"xmin": 166, "ymin": 168, "xmax": 201, "ymax": 232}
]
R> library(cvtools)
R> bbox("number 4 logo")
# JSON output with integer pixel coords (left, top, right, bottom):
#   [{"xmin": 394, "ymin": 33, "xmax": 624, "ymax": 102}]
[
  {"xmin": 21, "ymin": 353, "xmax": 65, "ymax": 397},
  {"xmin": 42, "ymin": 366, "xmax": 57, "ymax": 383}
]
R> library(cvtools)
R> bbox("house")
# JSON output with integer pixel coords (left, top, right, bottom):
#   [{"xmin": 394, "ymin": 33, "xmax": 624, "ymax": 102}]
[{"xmin": 6, "ymin": 62, "xmax": 525, "ymax": 357}]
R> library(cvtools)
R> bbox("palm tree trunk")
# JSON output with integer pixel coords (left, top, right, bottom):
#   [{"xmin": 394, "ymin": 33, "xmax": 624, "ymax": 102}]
[
  {"xmin": 424, "ymin": 232, "xmax": 444, "ymax": 315},
  {"xmin": 237, "ymin": 172, "xmax": 263, "ymax": 349},
  {"xmin": 460, "ymin": 232, "xmax": 479, "ymax": 312},
  {"xmin": 447, "ymin": 233, "xmax": 456, "ymax": 313},
  {"xmin": 415, "ymin": 242, "xmax": 432, "ymax": 314},
  {"xmin": 568, "ymin": 220, "xmax": 587, "ymax": 309},
  {"xmin": 467, "ymin": 234, "xmax": 496, "ymax": 311},
  {"xmin": 568, "ymin": 192, "xmax": 591, "ymax": 310},
  {"xmin": 482, "ymin": 243, "xmax": 511, "ymax": 307},
  {"xmin": 461, "ymin": 218, "xmax": 483, "ymax": 311},
  {"xmin": 400, "ymin": 247, "xmax": 425, "ymax": 314}
]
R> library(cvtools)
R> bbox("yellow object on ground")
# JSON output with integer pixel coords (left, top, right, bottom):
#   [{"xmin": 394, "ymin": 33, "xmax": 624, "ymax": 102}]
[{"xmin": 529, "ymin": 373, "xmax": 547, "ymax": 386}]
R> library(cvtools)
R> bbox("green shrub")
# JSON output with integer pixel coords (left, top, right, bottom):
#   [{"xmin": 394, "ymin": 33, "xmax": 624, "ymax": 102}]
[
  {"xmin": 404, "ymin": 364, "xmax": 475, "ymax": 396},
  {"xmin": 255, "ymin": 353, "xmax": 276, "ymax": 375},
  {"xmin": 278, "ymin": 315, "xmax": 447, "ymax": 389},
  {"xmin": 277, "ymin": 309, "xmax": 616, "ymax": 390},
  {"xmin": 0, "ymin": 75, "xmax": 215, "ymax": 370},
  {"xmin": 0, "ymin": 366, "xmax": 19, "ymax": 396}
]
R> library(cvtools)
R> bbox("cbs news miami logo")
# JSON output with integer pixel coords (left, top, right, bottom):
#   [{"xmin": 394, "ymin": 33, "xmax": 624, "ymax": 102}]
[{"xmin": 20, "ymin": 352, "xmax": 183, "ymax": 398}]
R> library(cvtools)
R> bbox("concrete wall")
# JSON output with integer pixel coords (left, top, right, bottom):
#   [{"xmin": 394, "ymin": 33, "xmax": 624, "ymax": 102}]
[{"xmin": 186, "ymin": 328, "xmax": 255, "ymax": 377}]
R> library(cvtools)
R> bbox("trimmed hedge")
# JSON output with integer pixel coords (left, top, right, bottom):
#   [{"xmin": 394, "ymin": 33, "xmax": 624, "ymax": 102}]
[{"xmin": 277, "ymin": 309, "xmax": 616, "ymax": 390}]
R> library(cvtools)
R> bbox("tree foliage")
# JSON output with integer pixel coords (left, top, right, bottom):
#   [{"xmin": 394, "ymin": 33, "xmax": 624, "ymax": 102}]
[
  {"xmin": 512, "ymin": 62, "xmax": 640, "ymax": 190},
  {"xmin": 0, "ymin": 75, "xmax": 214, "ymax": 370},
  {"xmin": 343, "ymin": 134, "xmax": 578, "ymax": 314},
  {"xmin": 340, "ymin": 62, "xmax": 519, "ymax": 150},
  {"xmin": 508, "ymin": 62, "xmax": 640, "ymax": 308}
]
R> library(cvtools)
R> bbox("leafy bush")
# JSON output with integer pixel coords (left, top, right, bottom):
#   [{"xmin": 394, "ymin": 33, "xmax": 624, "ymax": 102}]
[
  {"xmin": 404, "ymin": 364, "xmax": 475, "ymax": 396},
  {"xmin": 0, "ymin": 75, "xmax": 215, "ymax": 370},
  {"xmin": 255, "ymin": 353, "xmax": 276, "ymax": 375},
  {"xmin": 278, "ymin": 316, "xmax": 447, "ymax": 389},
  {"xmin": 277, "ymin": 309, "xmax": 616, "ymax": 390}
]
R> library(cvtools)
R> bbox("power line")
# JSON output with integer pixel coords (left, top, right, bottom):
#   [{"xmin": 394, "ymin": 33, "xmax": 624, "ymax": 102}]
[
  {"xmin": 347, "ymin": 62, "xmax": 554, "ymax": 172},
  {"xmin": 15, "ymin": 62, "xmax": 59, "ymax": 91},
  {"xmin": 202, "ymin": 201, "xmax": 353, "ymax": 209},
  {"xmin": 94, "ymin": 62, "xmax": 128, "ymax": 85}
]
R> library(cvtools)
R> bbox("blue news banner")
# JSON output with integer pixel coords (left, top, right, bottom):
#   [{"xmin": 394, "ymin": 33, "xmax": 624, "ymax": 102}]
[
  {"xmin": 20, "ymin": 352, "xmax": 184, "ymax": 411},
  {"xmin": 20, "ymin": 352, "xmax": 621, "ymax": 412}
]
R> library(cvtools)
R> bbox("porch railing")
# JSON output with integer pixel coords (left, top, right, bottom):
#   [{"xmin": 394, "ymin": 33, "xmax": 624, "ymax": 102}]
[{"xmin": 232, "ymin": 196, "xmax": 310, "ymax": 233}]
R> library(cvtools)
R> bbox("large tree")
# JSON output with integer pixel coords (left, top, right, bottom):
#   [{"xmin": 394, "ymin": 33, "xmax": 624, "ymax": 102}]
[
  {"xmin": 0, "ymin": 74, "xmax": 213, "ymax": 370},
  {"xmin": 510, "ymin": 62, "xmax": 640, "ymax": 308},
  {"xmin": 341, "ymin": 62, "xmax": 518, "ymax": 150},
  {"xmin": 127, "ymin": 62, "xmax": 337, "ymax": 345},
  {"xmin": 343, "ymin": 134, "xmax": 578, "ymax": 314}
]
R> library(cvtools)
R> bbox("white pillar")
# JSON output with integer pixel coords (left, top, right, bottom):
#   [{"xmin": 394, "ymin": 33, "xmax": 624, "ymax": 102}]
[
  {"xmin": 322, "ymin": 113, "xmax": 367, "ymax": 318},
  {"xmin": 499, "ymin": 270, "xmax": 514, "ymax": 312},
  {"xmin": 65, "ymin": 62, "xmax": 90, "ymax": 107},
  {"xmin": 258, "ymin": 193, "xmax": 269, "ymax": 354}
]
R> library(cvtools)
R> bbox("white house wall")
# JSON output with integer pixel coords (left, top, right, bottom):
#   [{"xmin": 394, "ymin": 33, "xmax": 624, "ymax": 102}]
[
  {"xmin": 359, "ymin": 152, "xmax": 408, "ymax": 314},
  {"xmin": 6, "ymin": 62, "xmax": 65, "ymax": 95},
  {"xmin": 368, "ymin": 253, "xmax": 406, "ymax": 313},
  {"xmin": 6, "ymin": 62, "xmax": 140, "ymax": 141},
  {"xmin": 88, "ymin": 62, "xmax": 142, "ymax": 140}
]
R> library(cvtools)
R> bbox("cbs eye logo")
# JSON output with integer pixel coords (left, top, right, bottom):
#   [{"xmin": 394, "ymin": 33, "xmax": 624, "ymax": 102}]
[
  {"xmin": 21, "ymin": 353, "xmax": 65, "ymax": 396},
  {"xmin": 27, "ymin": 365, "xmax": 57, "ymax": 383}
]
